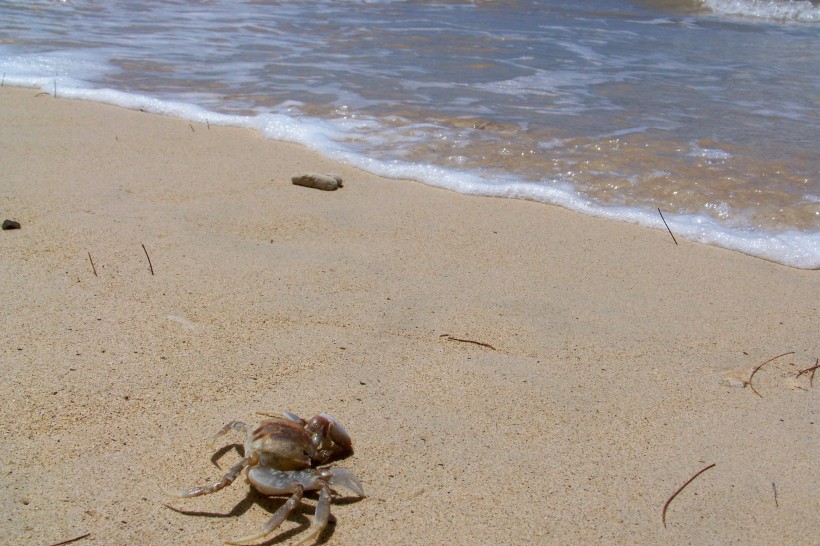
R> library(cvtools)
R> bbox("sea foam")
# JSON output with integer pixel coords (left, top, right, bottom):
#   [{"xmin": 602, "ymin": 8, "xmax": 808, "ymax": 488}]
[{"xmin": 701, "ymin": 0, "xmax": 820, "ymax": 22}]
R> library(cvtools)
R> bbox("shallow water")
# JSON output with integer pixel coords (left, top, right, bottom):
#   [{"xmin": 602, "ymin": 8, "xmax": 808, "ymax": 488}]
[{"xmin": 1, "ymin": 0, "xmax": 818, "ymax": 267}]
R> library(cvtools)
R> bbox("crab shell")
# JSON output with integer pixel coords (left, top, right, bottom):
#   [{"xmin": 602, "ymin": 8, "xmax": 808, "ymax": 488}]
[{"xmin": 248, "ymin": 418, "xmax": 315, "ymax": 470}]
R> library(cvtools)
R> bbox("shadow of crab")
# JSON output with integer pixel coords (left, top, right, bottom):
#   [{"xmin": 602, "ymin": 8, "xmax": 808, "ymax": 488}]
[{"xmin": 165, "ymin": 489, "xmax": 349, "ymax": 545}]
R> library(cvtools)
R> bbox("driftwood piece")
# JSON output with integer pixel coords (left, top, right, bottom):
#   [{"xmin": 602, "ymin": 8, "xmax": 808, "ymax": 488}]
[{"xmin": 291, "ymin": 173, "xmax": 343, "ymax": 191}]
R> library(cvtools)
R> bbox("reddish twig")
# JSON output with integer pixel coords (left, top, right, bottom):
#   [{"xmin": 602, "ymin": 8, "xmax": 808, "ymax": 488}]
[
  {"xmin": 446, "ymin": 336, "xmax": 496, "ymax": 351},
  {"xmin": 748, "ymin": 351, "xmax": 794, "ymax": 398},
  {"xmin": 87, "ymin": 252, "xmax": 97, "ymax": 277},
  {"xmin": 47, "ymin": 532, "xmax": 90, "ymax": 546},
  {"xmin": 658, "ymin": 208, "xmax": 678, "ymax": 245},
  {"xmin": 796, "ymin": 358, "xmax": 819, "ymax": 388},
  {"xmin": 662, "ymin": 463, "xmax": 716, "ymax": 528},
  {"xmin": 141, "ymin": 243, "xmax": 155, "ymax": 275}
]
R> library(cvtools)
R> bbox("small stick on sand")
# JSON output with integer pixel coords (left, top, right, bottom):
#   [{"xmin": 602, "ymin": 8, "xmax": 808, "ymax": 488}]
[
  {"xmin": 658, "ymin": 208, "xmax": 677, "ymax": 245},
  {"xmin": 772, "ymin": 482, "xmax": 779, "ymax": 508},
  {"xmin": 141, "ymin": 243, "xmax": 155, "ymax": 275},
  {"xmin": 47, "ymin": 532, "xmax": 91, "ymax": 546},
  {"xmin": 189, "ymin": 123, "xmax": 195, "ymax": 132},
  {"xmin": 662, "ymin": 463, "xmax": 716, "ymax": 528},
  {"xmin": 87, "ymin": 252, "xmax": 98, "ymax": 277},
  {"xmin": 446, "ymin": 336, "xmax": 496, "ymax": 351},
  {"xmin": 796, "ymin": 358, "xmax": 819, "ymax": 388},
  {"xmin": 748, "ymin": 351, "xmax": 794, "ymax": 398}
]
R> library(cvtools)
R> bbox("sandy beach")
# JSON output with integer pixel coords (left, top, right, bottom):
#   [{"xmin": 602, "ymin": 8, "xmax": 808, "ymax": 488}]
[{"xmin": 1, "ymin": 86, "xmax": 817, "ymax": 545}]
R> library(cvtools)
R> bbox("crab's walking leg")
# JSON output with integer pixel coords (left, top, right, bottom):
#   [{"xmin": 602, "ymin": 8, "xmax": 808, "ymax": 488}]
[
  {"xmin": 294, "ymin": 482, "xmax": 332, "ymax": 546},
  {"xmin": 164, "ymin": 454, "xmax": 254, "ymax": 498},
  {"xmin": 225, "ymin": 484, "xmax": 305, "ymax": 545},
  {"xmin": 207, "ymin": 420, "xmax": 250, "ymax": 449}
]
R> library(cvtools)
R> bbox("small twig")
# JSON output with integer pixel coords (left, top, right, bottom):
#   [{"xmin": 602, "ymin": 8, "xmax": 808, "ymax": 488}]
[
  {"xmin": 141, "ymin": 243, "xmax": 155, "ymax": 275},
  {"xmin": 658, "ymin": 208, "xmax": 678, "ymax": 245},
  {"xmin": 446, "ymin": 336, "xmax": 496, "ymax": 351},
  {"xmin": 796, "ymin": 358, "xmax": 819, "ymax": 388},
  {"xmin": 48, "ymin": 532, "xmax": 90, "ymax": 546},
  {"xmin": 748, "ymin": 351, "xmax": 794, "ymax": 398},
  {"xmin": 189, "ymin": 123, "xmax": 195, "ymax": 132},
  {"xmin": 662, "ymin": 463, "xmax": 716, "ymax": 528},
  {"xmin": 772, "ymin": 482, "xmax": 779, "ymax": 508},
  {"xmin": 87, "ymin": 252, "xmax": 98, "ymax": 277}
]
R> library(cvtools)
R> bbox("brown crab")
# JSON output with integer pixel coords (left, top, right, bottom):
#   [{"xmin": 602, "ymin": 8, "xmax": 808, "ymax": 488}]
[{"xmin": 166, "ymin": 411, "xmax": 365, "ymax": 545}]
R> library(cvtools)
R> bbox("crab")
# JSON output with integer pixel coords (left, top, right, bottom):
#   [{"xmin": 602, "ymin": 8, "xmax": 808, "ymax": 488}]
[{"xmin": 165, "ymin": 411, "xmax": 365, "ymax": 545}]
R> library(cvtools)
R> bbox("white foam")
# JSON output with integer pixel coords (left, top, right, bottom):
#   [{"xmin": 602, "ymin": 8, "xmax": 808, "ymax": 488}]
[
  {"xmin": 701, "ymin": 0, "xmax": 820, "ymax": 22},
  {"xmin": 0, "ymin": 50, "xmax": 112, "ymax": 77},
  {"xmin": 0, "ymin": 51, "xmax": 113, "ymax": 93},
  {"xmin": 689, "ymin": 143, "xmax": 733, "ymax": 160}
]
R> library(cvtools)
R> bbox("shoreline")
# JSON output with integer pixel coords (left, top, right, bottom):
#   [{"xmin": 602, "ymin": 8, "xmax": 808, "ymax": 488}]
[
  {"xmin": 2, "ymin": 82, "xmax": 817, "ymax": 270},
  {"xmin": 1, "ymin": 86, "xmax": 818, "ymax": 544}
]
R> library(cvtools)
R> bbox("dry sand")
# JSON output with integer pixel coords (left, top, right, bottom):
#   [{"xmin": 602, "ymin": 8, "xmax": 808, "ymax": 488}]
[{"xmin": 1, "ymin": 86, "xmax": 818, "ymax": 545}]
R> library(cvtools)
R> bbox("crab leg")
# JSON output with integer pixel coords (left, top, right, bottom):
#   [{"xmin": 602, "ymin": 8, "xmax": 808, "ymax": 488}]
[
  {"xmin": 255, "ymin": 410, "xmax": 305, "ymax": 425},
  {"xmin": 165, "ymin": 454, "xmax": 255, "ymax": 498},
  {"xmin": 294, "ymin": 482, "xmax": 332, "ymax": 546},
  {"xmin": 225, "ymin": 484, "xmax": 305, "ymax": 545},
  {"xmin": 206, "ymin": 420, "xmax": 250, "ymax": 449}
]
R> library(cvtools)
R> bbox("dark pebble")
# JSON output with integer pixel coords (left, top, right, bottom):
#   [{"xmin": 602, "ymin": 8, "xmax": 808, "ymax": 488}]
[{"xmin": 2, "ymin": 219, "xmax": 21, "ymax": 230}]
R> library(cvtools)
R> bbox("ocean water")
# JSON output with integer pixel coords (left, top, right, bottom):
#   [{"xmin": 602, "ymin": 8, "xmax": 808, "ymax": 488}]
[{"xmin": 1, "ymin": 0, "xmax": 818, "ymax": 268}]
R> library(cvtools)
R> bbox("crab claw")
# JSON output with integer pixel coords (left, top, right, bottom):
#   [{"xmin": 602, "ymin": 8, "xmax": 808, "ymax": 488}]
[
  {"xmin": 328, "ymin": 468, "xmax": 365, "ymax": 497},
  {"xmin": 307, "ymin": 413, "xmax": 354, "ymax": 463},
  {"xmin": 321, "ymin": 413, "xmax": 353, "ymax": 451}
]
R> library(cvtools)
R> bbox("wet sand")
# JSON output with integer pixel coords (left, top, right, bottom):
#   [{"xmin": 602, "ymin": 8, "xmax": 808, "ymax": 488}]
[{"xmin": 1, "ymin": 86, "xmax": 817, "ymax": 545}]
